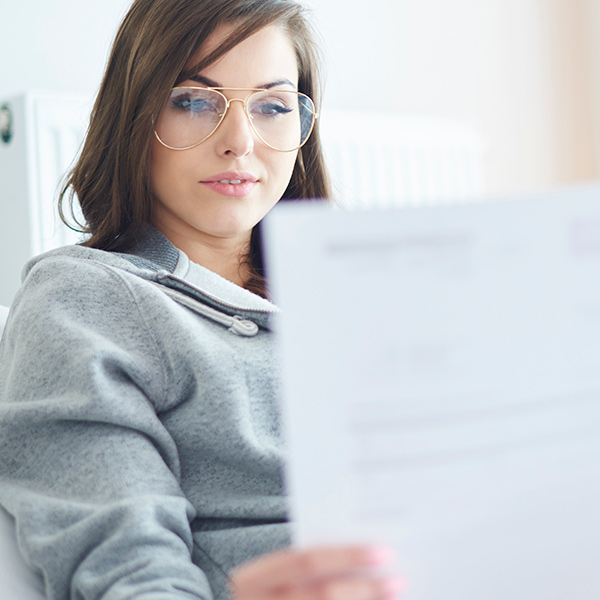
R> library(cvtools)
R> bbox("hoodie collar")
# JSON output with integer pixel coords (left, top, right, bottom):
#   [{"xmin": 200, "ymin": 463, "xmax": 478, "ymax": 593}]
[{"xmin": 116, "ymin": 226, "xmax": 279, "ymax": 325}]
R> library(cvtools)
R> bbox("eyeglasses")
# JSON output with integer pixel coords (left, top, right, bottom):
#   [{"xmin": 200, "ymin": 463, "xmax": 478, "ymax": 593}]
[{"xmin": 154, "ymin": 86, "xmax": 318, "ymax": 153}]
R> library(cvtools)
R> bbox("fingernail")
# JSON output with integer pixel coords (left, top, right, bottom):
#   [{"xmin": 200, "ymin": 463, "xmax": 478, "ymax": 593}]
[
  {"xmin": 383, "ymin": 576, "xmax": 406, "ymax": 598},
  {"xmin": 366, "ymin": 546, "xmax": 396, "ymax": 565}
]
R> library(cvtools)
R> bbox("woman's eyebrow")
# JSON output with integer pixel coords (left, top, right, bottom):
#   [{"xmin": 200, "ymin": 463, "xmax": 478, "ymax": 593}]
[
  {"xmin": 259, "ymin": 78, "xmax": 296, "ymax": 89},
  {"xmin": 188, "ymin": 75, "xmax": 296, "ymax": 89},
  {"xmin": 189, "ymin": 74, "xmax": 220, "ymax": 87}
]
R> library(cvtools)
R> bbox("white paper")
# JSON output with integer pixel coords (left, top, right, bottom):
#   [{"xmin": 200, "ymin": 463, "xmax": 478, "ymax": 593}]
[{"xmin": 263, "ymin": 184, "xmax": 600, "ymax": 600}]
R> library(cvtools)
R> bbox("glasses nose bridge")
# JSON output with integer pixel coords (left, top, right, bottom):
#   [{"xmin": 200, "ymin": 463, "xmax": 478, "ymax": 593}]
[
  {"xmin": 223, "ymin": 96, "xmax": 251, "ymax": 121},
  {"xmin": 226, "ymin": 97, "xmax": 247, "ymax": 106}
]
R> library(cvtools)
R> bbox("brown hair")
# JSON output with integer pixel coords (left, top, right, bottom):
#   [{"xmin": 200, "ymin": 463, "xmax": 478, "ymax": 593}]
[{"xmin": 60, "ymin": 0, "xmax": 330, "ymax": 296}]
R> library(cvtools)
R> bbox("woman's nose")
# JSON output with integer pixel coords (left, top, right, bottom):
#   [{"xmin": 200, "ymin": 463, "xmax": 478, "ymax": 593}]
[{"xmin": 214, "ymin": 99, "xmax": 255, "ymax": 157}]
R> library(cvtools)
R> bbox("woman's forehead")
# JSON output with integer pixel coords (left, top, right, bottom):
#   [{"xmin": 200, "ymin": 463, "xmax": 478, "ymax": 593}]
[{"xmin": 184, "ymin": 23, "xmax": 298, "ymax": 86}]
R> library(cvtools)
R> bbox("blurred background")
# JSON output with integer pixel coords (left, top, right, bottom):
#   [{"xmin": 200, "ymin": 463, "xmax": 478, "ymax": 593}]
[
  {"xmin": 2, "ymin": 0, "xmax": 600, "ymax": 305},
  {"xmin": 1, "ymin": 0, "xmax": 599, "ymax": 197}
]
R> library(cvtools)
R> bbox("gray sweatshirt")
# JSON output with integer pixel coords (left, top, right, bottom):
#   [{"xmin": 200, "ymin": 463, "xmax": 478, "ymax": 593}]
[{"xmin": 0, "ymin": 227, "xmax": 290, "ymax": 600}]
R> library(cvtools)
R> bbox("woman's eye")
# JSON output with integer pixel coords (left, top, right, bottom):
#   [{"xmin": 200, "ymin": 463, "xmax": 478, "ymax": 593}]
[
  {"xmin": 171, "ymin": 96, "xmax": 219, "ymax": 114},
  {"xmin": 252, "ymin": 101, "xmax": 294, "ymax": 118}
]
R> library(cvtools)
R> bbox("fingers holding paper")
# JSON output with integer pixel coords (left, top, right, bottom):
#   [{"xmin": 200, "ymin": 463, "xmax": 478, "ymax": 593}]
[{"xmin": 230, "ymin": 545, "xmax": 405, "ymax": 600}]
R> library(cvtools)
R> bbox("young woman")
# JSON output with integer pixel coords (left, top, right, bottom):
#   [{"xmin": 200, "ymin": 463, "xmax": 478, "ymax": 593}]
[{"xmin": 0, "ymin": 0, "xmax": 403, "ymax": 598}]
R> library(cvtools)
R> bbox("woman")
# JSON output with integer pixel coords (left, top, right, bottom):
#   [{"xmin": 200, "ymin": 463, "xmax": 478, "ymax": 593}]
[{"xmin": 0, "ymin": 0, "xmax": 402, "ymax": 598}]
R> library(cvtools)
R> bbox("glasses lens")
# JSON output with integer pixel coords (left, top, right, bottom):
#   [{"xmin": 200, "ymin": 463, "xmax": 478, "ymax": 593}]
[
  {"xmin": 155, "ymin": 88, "xmax": 227, "ymax": 149},
  {"xmin": 247, "ymin": 90, "xmax": 316, "ymax": 152}
]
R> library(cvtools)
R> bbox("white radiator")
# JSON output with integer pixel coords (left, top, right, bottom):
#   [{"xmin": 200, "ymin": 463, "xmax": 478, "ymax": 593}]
[
  {"xmin": 319, "ymin": 110, "xmax": 486, "ymax": 209},
  {"xmin": 0, "ymin": 93, "xmax": 486, "ymax": 306},
  {"xmin": 0, "ymin": 91, "xmax": 91, "ymax": 305}
]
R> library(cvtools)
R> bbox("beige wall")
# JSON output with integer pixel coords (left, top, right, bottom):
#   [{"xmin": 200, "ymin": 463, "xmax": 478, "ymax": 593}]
[
  {"xmin": 307, "ymin": 0, "xmax": 600, "ymax": 197},
  {"xmin": 585, "ymin": 0, "xmax": 600, "ymax": 174}
]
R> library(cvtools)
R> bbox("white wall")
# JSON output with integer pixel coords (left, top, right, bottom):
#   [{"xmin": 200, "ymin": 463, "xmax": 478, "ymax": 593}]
[
  {"xmin": 0, "ymin": 0, "xmax": 131, "ymax": 102},
  {"xmin": 2, "ymin": 0, "xmax": 600, "ymax": 198}
]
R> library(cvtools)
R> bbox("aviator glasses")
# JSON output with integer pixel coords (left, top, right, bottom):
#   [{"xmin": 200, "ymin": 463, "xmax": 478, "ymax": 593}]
[{"xmin": 154, "ymin": 86, "xmax": 318, "ymax": 153}]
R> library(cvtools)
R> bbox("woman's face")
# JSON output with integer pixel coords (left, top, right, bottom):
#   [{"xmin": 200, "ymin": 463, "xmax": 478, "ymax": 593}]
[{"xmin": 150, "ymin": 24, "xmax": 299, "ymax": 251}]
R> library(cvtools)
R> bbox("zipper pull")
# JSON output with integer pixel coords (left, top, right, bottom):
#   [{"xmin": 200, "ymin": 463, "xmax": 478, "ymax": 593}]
[{"xmin": 229, "ymin": 315, "xmax": 259, "ymax": 337}]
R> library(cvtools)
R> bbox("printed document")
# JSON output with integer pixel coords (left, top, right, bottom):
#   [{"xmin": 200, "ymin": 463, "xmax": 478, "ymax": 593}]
[{"xmin": 263, "ymin": 184, "xmax": 600, "ymax": 600}]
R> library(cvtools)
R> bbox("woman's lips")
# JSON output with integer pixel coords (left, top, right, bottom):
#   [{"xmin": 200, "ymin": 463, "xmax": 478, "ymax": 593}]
[{"xmin": 201, "ymin": 172, "xmax": 258, "ymax": 197}]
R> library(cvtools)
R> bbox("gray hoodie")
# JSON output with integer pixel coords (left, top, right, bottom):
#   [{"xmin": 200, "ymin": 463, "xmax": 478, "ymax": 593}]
[{"xmin": 0, "ymin": 227, "xmax": 290, "ymax": 600}]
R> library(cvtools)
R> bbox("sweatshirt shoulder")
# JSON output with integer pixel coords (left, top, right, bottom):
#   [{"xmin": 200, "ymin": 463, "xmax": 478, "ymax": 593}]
[
  {"xmin": 4, "ymin": 245, "xmax": 172, "ymax": 407},
  {"xmin": 20, "ymin": 244, "xmax": 169, "ymax": 303},
  {"xmin": 22, "ymin": 245, "xmax": 146, "ymax": 282},
  {"xmin": 10, "ymin": 246, "xmax": 164, "ymax": 345}
]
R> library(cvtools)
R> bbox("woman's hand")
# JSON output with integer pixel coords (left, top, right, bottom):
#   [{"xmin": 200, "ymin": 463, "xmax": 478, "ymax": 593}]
[{"xmin": 230, "ymin": 545, "xmax": 404, "ymax": 600}]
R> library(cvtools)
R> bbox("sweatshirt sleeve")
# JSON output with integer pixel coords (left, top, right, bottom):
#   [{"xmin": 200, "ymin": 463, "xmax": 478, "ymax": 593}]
[{"xmin": 0, "ymin": 256, "xmax": 213, "ymax": 600}]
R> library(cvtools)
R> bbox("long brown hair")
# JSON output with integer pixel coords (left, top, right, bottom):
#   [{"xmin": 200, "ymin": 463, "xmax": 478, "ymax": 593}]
[{"xmin": 60, "ymin": 0, "xmax": 330, "ymax": 296}]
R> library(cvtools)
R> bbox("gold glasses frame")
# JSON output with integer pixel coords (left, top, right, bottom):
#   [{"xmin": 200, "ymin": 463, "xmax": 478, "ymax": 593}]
[{"xmin": 154, "ymin": 86, "xmax": 319, "ymax": 153}]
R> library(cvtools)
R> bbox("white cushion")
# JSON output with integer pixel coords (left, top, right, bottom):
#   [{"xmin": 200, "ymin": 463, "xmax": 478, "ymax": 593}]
[
  {"xmin": 0, "ymin": 305, "xmax": 8, "ymax": 336},
  {"xmin": 0, "ymin": 507, "xmax": 46, "ymax": 599}
]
